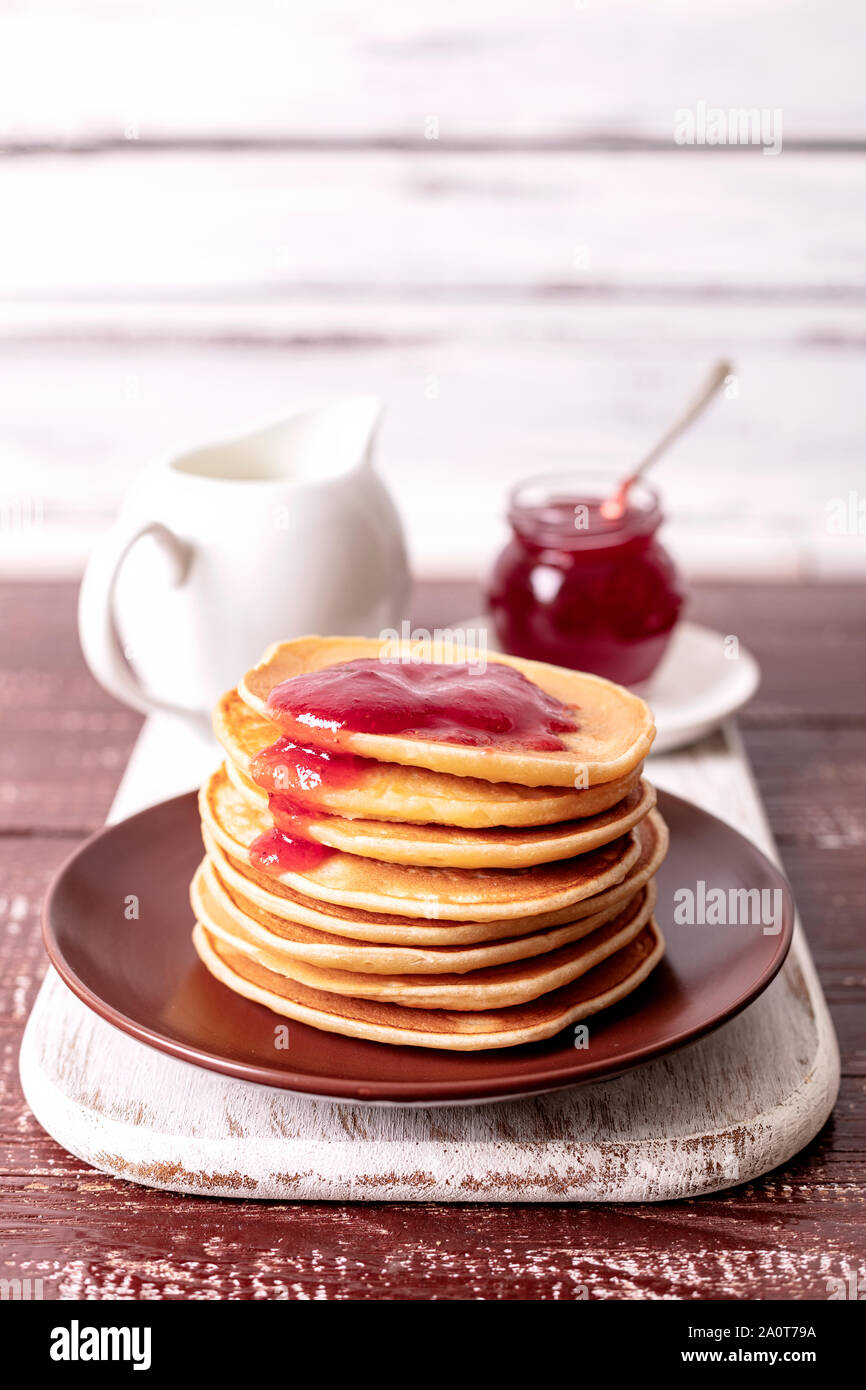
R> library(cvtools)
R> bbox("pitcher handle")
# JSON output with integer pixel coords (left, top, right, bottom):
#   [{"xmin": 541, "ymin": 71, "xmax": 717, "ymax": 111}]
[{"xmin": 78, "ymin": 520, "xmax": 193, "ymax": 715}]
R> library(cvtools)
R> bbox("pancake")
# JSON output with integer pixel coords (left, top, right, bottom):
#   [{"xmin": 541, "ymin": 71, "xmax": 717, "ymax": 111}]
[
  {"xmin": 193, "ymin": 867, "xmax": 654, "ymax": 1007},
  {"xmin": 202, "ymin": 806, "xmax": 668, "ymax": 945},
  {"xmin": 192, "ymin": 918, "xmax": 665, "ymax": 1050},
  {"xmin": 215, "ymin": 688, "xmax": 644, "ymax": 828},
  {"xmin": 239, "ymin": 636, "xmax": 655, "ymax": 787},
  {"xmin": 223, "ymin": 755, "xmax": 656, "ymax": 869},
  {"xmin": 200, "ymin": 765, "xmax": 644, "ymax": 921},
  {"xmin": 194, "ymin": 852, "xmax": 656, "ymax": 974}
]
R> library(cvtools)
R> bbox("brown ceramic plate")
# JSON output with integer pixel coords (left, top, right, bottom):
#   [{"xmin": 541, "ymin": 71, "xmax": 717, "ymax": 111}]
[{"xmin": 42, "ymin": 789, "xmax": 793, "ymax": 1105}]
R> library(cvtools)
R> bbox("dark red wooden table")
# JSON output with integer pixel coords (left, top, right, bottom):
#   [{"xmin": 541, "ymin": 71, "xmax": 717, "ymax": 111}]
[{"xmin": 2, "ymin": 580, "xmax": 864, "ymax": 1300}]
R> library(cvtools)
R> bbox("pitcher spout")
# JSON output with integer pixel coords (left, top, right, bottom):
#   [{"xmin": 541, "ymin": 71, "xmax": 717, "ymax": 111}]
[
  {"xmin": 171, "ymin": 395, "xmax": 384, "ymax": 487},
  {"xmin": 248, "ymin": 395, "xmax": 384, "ymax": 486}
]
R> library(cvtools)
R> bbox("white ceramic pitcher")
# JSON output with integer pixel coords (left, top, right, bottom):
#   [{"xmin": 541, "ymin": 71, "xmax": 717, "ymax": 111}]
[{"xmin": 78, "ymin": 397, "xmax": 410, "ymax": 714}]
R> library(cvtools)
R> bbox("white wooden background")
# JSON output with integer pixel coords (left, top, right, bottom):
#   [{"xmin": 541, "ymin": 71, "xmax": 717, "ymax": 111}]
[{"xmin": 0, "ymin": 0, "xmax": 864, "ymax": 578}]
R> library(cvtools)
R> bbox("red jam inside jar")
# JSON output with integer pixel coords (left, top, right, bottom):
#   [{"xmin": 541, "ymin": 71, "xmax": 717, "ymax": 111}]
[{"xmin": 487, "ymin": 473, "xmax": 683, "ymax": 686}]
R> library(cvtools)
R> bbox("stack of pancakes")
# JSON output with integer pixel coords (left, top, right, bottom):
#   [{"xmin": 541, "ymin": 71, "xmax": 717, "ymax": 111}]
[{"xmin": 191, "ymin": 637, "xmax": 668, "ymax": 1050}]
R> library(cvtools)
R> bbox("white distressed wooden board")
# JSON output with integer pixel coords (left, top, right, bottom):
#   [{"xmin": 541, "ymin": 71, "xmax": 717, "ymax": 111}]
[
  {"xmin": 2, "ymin": 0, "xmax": 863, "ymax": 143},
  {"xmin": 19, "ymin": 718, "xmax": 839, "ymax": 1201},
  {"xmin": 2, "ymin": 3, "xmax": 865, "ymax": 581},
  {"xmin": 2, "ymin": 309, "xmax": 865, "ymax": 582},
  {"xmin": 6, "ymin": 152, "xmax": 866, "ymax": 298}
]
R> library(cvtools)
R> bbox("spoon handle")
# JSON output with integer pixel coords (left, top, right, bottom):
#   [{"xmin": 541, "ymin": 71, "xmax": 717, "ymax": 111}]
[{"xmin": 625, "ymin": 358, "xmax": 733, "ymax": 488}]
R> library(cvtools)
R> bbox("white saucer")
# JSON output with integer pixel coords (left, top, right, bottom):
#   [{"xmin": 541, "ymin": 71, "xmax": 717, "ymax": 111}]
[
  {"xmin": 632, "ymin": 620, "xmax": 760, "ymax": 752},
  {"xmin": 452, "ymin": 617, "xmax": 760, "ymax": 755}
]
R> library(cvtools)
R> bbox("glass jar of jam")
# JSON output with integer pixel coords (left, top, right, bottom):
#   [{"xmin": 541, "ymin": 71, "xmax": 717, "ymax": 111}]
[{"xmin": 487, "ymin": 471, "xmax": 684, "ymax": 686}]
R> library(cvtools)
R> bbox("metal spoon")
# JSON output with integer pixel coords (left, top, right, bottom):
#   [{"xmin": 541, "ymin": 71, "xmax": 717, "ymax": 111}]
[{"xmin": 601, "ymin": 359, "xmax": 733, "ymax": 519}]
